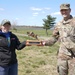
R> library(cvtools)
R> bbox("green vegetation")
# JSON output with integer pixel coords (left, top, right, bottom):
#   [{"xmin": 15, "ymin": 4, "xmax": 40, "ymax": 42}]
[
  {"xmin": 43, "ymin": 15, "xmax": 56, "ymax": 35},
  {"xmin": 11, "ymin": 28, "xmax": 53, "ymax": 37},
  {"xmin": 12, "ymin": 28, "xmax": 59, "ymax": 75}
]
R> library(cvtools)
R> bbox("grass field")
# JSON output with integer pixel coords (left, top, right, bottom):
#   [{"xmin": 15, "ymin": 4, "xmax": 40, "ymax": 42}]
[{"xmin": 12, "ymin": 28, "xmax": 59, "ymax": 75}]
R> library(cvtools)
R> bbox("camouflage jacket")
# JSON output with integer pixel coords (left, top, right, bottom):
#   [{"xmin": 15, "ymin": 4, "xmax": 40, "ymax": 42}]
[{"xmin": 45, "ymin": 15, "xmax": 75, "ymax": 59}]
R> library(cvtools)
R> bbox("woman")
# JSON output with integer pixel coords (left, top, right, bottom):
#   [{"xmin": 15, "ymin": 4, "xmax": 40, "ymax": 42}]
[{"xmin": 0, "ymin": 19, "xmax": 26, "ymax": 75}]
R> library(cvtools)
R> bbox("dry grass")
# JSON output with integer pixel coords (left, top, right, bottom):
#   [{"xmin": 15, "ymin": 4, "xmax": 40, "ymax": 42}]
[
  {"xmin": 16, "ymin": 44, "xmax": 59, "ymax": 75},
  {"xmin": 13, "ymin": 29, "xmax": 59, "ymax": 75}
]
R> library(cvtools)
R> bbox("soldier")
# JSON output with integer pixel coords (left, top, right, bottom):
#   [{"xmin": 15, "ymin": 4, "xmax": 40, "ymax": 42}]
[{"xmin": 42, "ymin": 3, "xmax": 75, "ymax": 75}]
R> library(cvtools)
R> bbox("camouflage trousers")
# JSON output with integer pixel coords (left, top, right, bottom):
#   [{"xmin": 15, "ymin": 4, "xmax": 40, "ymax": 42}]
[{"xmin": 57, "ymin": 58, "xmax": 75, "ymax": 75}]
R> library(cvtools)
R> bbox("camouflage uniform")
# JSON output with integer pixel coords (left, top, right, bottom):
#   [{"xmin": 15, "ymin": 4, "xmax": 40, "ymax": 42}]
[{"xmin": 45, "ymin": 4, "xmax": 75, "ymax": 75}]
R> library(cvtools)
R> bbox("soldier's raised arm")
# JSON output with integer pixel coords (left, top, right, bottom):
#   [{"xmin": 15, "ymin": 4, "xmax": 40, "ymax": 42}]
[{"xmin": 42, "ymin": 24, "xmax": 59, "ymax": 46}]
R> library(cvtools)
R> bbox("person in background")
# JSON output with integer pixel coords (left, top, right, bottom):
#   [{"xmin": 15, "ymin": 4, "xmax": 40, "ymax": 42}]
[
  {"xmin": 42, "ymin": 3, "xmax": 75, "ymax": 75},
  {"xmin": 0, "ymin": 19, "xmax": 26, "ymax": 75}
]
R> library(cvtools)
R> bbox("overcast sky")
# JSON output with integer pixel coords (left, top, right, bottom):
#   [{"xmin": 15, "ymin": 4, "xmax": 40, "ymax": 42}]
[{"xmin": 0, "ymin": 0, "xmax": 75, "ymax": 26}]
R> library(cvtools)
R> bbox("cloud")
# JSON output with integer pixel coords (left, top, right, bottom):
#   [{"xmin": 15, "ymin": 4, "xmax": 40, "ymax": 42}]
[
  {"xmin": 30, "ymin": 7, "xmax": 51, "ymax": 16},
  {"xmin": 51, "ymin": 12, "xmax": 60, "ymax": 16},
  {"xmin": 30, "ymin": 7, "xmax": 42, "ymax": 11},
  {"xmin": 0, "ymin": 8, "xmax": 4, "ymax": 11},
  {"xmin": 44, "ymin": 7, "xmax": 51, "ymax": 10},
  {"xmin": 30, "ymin": 7, "xmax": 51, "ymax": 11},
  {"xmin": 42, "ymin": 11, "xmax": 45, "ymax": 14},
  {"xmin": 15, "ymin": 18, "xmax": 19, "ymax": 20},
  {"xmin": 33, "ymin": 12, "xmax": 39, "ymax": 16},
  {"xmin": 41, "ymin": 7, "xmax": 51, "ymax": 14}
]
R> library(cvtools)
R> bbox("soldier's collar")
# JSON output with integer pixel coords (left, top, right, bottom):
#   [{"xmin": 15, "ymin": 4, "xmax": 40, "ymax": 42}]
[{"xmin": 62, "ymin": 15, "xmax": 73, "ymax": 25}]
